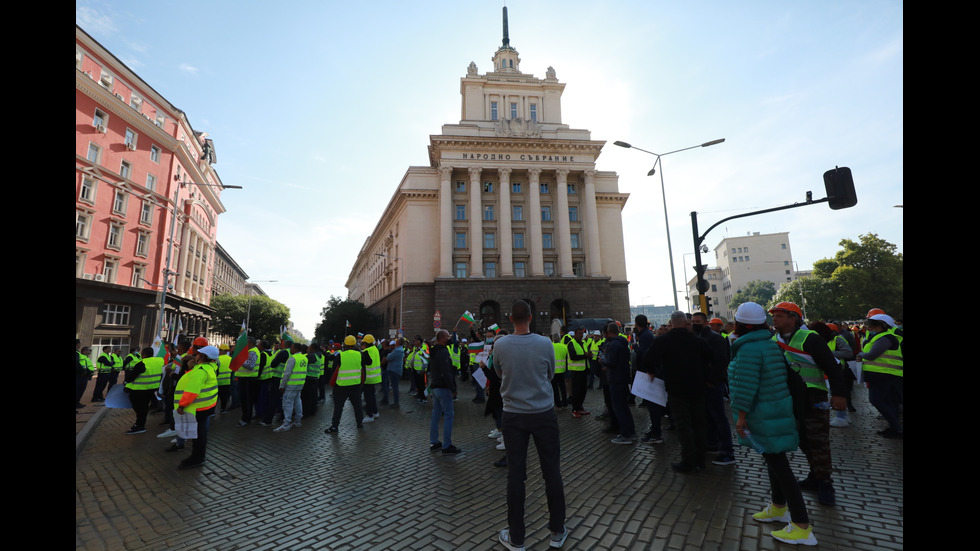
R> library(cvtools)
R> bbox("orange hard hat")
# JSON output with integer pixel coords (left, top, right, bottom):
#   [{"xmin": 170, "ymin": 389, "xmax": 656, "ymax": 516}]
[
  {"xmin": 769, "ymin": 302, "xmax": 803, "ymax": 319},
  {"xmin": 192, "ymin": 336, "xmax": 209, "ymax": 348},
  {"xmin": 866, "ymin": 308, "xmax": 886, "ymax": 318},
  {"xmin": 709, "ymin": 318, "xmax": 724, "ymax": 325}
]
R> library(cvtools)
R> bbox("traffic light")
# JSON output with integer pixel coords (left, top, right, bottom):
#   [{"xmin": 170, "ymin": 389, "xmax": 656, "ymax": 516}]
[{"xmin": 824, "ymin": 166, "xmax": 857, "ymax": 210}]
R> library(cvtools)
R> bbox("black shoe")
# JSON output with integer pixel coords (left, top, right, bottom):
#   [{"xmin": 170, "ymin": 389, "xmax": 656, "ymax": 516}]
[
  {"xmin": 126, "ymin": 426, "xmax": 146, "ymax": 435},
  {"xmin": 472, "ymin": 397, "xmax": 485, "ymax": 404},
  {"xmin": 177, "ymin": 460, "xmax": 204, "ymax": 470},
  {"xmin": 442, "ymin": 445, "xmax": 461, "ymax": 455},
  {"xmin": 798, "ymin": 475, "xmax": 818, "ymax": 492},
  {"xmin": 430, "ymin": 442, "xmax": 442, "ymax": 451},
  {"xmin": 818, "ymin": 482, "xmax": 836, "ymax": 506},
  {"xmin": 671, "ymin": 462, "xmax": 701, "ymax": 474},
  {"xmin": 324, "ymin": 426, "xmax": 339, "ymax": 434},
  {"xmin": 877, "ymin": 428, "xmax": 904, "ymax": 439},
  {"xmin": 164, "ymin": 443, "xmax": 185, "ymax": 452},
  {"xmin": 379, "ymin": 400, "xmax": 389, "ymax": 406},
  {"xmin": 494, "ymin": 456, "xmax": 508, "ymax": 467}
]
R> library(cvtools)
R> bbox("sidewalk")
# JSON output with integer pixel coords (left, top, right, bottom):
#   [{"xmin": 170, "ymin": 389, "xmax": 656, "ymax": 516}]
[{"xmin": 76, "ymin": 382, "xmax": 902, "ymax": 550}]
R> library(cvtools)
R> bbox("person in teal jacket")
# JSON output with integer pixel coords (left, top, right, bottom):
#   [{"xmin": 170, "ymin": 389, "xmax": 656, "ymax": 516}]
[{"xmin": 728, "ymin": 302, "xmax": 816, "ymax": 547}]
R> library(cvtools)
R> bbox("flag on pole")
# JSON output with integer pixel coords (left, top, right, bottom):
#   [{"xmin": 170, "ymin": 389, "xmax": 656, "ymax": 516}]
[
  {"xmin": 460, "ymin": 311, "xmax": 476, "ymax": 324},
  {"xmin": 467, "ymin": 341, "xmax": 485, "ymax": 353},
  {"xmin": 229, "ymin": 321, "xmax": 249, "ymax": 371},
  {"xmin": 281, "ymin": 326, "xmax": 294, "ymax": 347},
  {"xmin": 487, "ymin": 323, "xmax": 500, "ymax": 332},
  {"xmin": 346, "ymin": 320, "xmax": 351, "ymax": 328}
]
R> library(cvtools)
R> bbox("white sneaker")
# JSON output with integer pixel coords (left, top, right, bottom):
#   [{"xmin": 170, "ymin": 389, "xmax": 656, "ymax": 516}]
[
  {"xmin": 829, "ymin": 416, "xmax": 849, "ymax": 427},
  {"xmin": 157, "ymin": 429, "xmax": 177, "ymax": 439},
  {"xmin": 372, "ymin": 412, "xmax": 380, "ymax": 419},
  {"xmin": 488, "ymin": 429, "xmax": 502, "ymax": 439},
  {"xmin": 273, "ymin": 424, "xmax": 291, "ymax": 432},
  {"xmin": 362, "ymin": 416, "xmax": 375, "ymax": 423},
  {"xmin": 496, "ymin": 441, "xmax": 506, "ymax": 451}
]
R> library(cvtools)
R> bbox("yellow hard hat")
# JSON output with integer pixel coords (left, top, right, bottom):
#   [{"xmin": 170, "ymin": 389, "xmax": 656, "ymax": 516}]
[
  {"xmin": 344, "ymin": 335, "xmax": 357, "ymax": 346},
  {"xmin": 363, "ymin": 334, "xmax": 375, "ymax": 344}
]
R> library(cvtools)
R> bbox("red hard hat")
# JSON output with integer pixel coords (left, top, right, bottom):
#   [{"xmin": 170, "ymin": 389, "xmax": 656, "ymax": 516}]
[
  {"xmin": 866, "ymin": 308, "xmax": 886, "ymax": 318},
  {"xmin": 192, "ymin": 336, "xmax": 209, "ymax": 348},
  {"xmin": 709, "ymin": 318, "xmax": 724, "ymax": 325},
  {"xmin": 769, "ymin": 302, "xmax": 803, "ymax": 319}
]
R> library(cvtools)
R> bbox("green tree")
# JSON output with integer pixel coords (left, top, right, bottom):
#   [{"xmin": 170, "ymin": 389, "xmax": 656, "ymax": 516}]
[
  {"xmin": 814, "ymin": 233, "xmax": 903, "ymax": 319},
  {"xmin": 769, "ymin": 276, "xmax": 842, "ymax": 321},
  {"xmin": 211, "ymin": 294, "xmax": 290, "ymax": 343},
  {"xmin": 729, "ymin": 280, "xmax": 777, "ymax": 312},
  {"xmin": 313, "ymin": 295, "xmax": 378, "ymax": 344}
]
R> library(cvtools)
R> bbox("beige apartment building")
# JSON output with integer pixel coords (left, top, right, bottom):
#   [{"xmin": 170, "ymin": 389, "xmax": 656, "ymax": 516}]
[{"xmin": 347, "ymin": 15, "xmax": 630, "ymax": 338}]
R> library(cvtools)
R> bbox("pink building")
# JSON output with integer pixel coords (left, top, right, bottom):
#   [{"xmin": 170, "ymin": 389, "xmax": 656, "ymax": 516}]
[{"xmin": 76, "ymin": 25, "xmax": 227, "ymax": 355}]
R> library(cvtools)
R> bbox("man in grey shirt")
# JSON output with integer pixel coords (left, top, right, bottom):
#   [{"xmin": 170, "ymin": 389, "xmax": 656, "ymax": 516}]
[{"xmin": 493, "ymin": 300, "xmax": 568, "ymax": 551}]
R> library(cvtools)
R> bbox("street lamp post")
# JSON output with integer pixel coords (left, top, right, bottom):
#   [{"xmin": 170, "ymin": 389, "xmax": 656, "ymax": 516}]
[
  {"xmin": 375, "ymin": 253, "xmax": 404, "ymax": 337},
  {"xmin": 245, "ymin": 280, "xmax": 278, "ymax": 335},
  {"xmin": 614, "ymin": 139, "xmax": 725, "ymax": 311}
]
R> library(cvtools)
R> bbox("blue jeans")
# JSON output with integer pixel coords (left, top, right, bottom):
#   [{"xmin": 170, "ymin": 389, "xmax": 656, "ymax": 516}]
[
  {"xmin": 865, "ymin": 371, "xmax": 903, "ymax": 432},
  {"xmin": 705, "ymin": 383, "xmax": 735, "ymax": 456},
  {"xmin": 429, "ymin": 388, "xmax": 454, "ymax": 448},
  {"xmin": 608, "ymin": 382, "xmax": 636, "ymax": 437},
  {"xmin": 381, "ymin": 370, "xmax": 401, "ymax": 404}
]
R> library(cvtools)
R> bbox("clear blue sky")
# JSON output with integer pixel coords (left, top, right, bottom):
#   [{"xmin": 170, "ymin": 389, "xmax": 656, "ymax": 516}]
[{"xmin": 77, "ymin": 1, "xmax": 903, "ymax": 336}]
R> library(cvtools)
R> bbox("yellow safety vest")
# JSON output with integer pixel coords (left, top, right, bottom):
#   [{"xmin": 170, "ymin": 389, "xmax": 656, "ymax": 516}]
[
  {"xmin": 336, "ymin": 349, "xmax": 364, "ymax": 386},
  {"xmin": 174, "ymin": 362, "xmax": 218, "ymax": 414},
  {"xmin": 862, "ymin": 329, "xmax": 903, "ymax": 377},
  {"xmin": 127, "ymin": 357, "xmax": 164, "ymax": 391}
]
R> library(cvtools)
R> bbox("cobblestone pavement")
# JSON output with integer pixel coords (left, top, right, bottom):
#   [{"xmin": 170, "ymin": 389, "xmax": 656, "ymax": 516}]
[{"xmin": 76, "ymin": 380, "xmax": 902, "ymax": 551}]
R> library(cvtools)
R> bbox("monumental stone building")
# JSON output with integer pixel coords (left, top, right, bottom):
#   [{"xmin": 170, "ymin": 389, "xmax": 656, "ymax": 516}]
[{"xmin": 347, "ymin": 12, "xmax": 630, "ymax": 338}]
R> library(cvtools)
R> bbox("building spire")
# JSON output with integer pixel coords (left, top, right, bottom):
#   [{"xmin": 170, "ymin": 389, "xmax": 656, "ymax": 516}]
[{"xmin": 502, "ymin": 6, "xmax": 510, "ymax": 48}]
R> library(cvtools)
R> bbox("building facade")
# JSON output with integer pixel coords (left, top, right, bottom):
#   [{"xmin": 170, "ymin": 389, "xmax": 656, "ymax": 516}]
[
  {"xmin": 346, "ymin": 12, "xmax": 630, "ymax": 338},
  {"xmin": 76, "ymin": 25, "xmax": 226, "ymax": 357},
  {"xmin": 685, "ymin": 231, "xmax": 796, "ymax": 320}
]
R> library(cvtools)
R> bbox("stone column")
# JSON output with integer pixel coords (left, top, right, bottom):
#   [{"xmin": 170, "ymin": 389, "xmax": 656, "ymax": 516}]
[
  {"xmin": 527, "ymin": 168, "xmax": 544, "ymax": 276},
  {"xmin": 555, "ymin": 169, "xmax": 574, "ymax": 277},
  {"xmin": 438, "ymin": 166, "xmax": 453, "ymax": 277},
  {"xmin": 468, "ymin": 167, "xmax": 484, "ymax": 277},
  {"xmin": 176, "ymin": 221, "xmax": 190, "ymax": 298},
  {"xmin": 497, "ymin": 168, "xmax": 513, "ymax": 277},
  {"xmin": 582, "ymin": 170, "xmax": 603, "ymax": 276}
]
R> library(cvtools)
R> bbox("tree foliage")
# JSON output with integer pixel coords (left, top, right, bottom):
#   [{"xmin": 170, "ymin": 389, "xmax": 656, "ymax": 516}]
[
  {"xmin": 769, "ymin": 276, "xmax": 841, "ymax": 321},
  {"xmin": 313, "ymin": 295, "xmax": 378, "ymax": 345},
  {"xmin": 211, "ymin": 294, "xmax": 290, "ymax": 343},
  {"xmin": 729, "ymin": 280, "xmax": 777, "ymax": 312}
]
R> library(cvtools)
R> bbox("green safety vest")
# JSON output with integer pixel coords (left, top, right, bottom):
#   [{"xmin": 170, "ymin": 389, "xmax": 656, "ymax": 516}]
[
  {"xmin": 408, "ymin": 348, "xmax": 428, "ymax": 372},
  {"xmin": 174, "ymin": 362, "xmax": 218, "ymax": 414},
  {"xmin": 269, "ymin": 349, "xmax": 288, "ymax": 379},
  {"xmin": 97, "ymin": 353, "xmax": 114, "ymax": 374},
  {"xmin": 364, "ymin": 346, "xmax": 382, "ymax": 384},
  {"xmin": 567, "ymin": 339, "xmax": 587, "ymax": 371},
  {"xmin": 127, "ymin": 357, "xmax": 164, "ymax": 391},
  {"xmin": 308, "ymin": 353, "xmax": 324, "ymax": 379},
  {"xmin": 258, "ymin": 350, "xmax": 274, "ymax": 380},
  {"xmin": 862, "ymin": 329, "xmax": 903, "ymax": 377},
  {"xmin": 285, "ymin": 352, "xmax": 308, "ymax": 387},
  {"xmin": 237, "ymin": 347, "xmax": 261, "ymax": 378},
  {"xmin": 124, "ymin": 353, "xmax": 141, "ymax": 370},
  {"xmin": 79, "ymin": 352, "xmax": 95, "ymax": 373},
  {"xmin": 336, "ymin": 349, "xmax": 364, "ymax": 387},
  {"xmin": 774, "ymin": 329, "xmax": 826, "ymax": 391},
  {"xmin": 111, "ymin": 353, "xmax": 124, "ymax": 371},
  {"xmin": 553, "ymin": 342, "xmax": 568, "ymax": 374},
  {"xmin": 217, "ymin": 355, "xmax": 232, "ymax": 386}
]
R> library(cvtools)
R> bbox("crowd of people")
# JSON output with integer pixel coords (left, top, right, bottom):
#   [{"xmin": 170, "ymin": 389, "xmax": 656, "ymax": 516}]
[{"xmin": 75, "ymin": 301, "xmax": 902, "ymax": 549}]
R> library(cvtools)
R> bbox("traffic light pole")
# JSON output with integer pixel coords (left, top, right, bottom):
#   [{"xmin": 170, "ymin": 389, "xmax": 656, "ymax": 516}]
[{"xmin": 690, "ymin": 167, "xmax": 856, "ymax": 315}]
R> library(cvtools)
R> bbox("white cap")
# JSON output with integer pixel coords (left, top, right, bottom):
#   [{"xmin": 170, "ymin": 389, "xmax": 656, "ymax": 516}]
[
  {"xmin": 198, "ymin": 345, "xmax": 220, "ymax": 360},
  {"xmin": 868, "ymin": 314, "xmax": 895, "ymax": 327},
  {"xmin": 734, "ymin": 302, "xmax": 767, "ymax": 325}
]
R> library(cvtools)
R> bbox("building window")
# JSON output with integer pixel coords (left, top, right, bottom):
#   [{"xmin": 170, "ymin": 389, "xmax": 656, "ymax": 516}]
[
  {"xmin": 455, "ymin": 180, "xmax": 466, "ymax": 192},
  {"xmin": 567, "ymin": 183, "xmax": 576, "ymax": 194},
  {"xmin": 107, "ymin": 224, "xmax": 123, "ymax": 250},
  {"xmin": 120, "ymin": 160, "xmax": 132, "ymax": 180},
  {"xmin": 455, "ymin": 205, "xmax": 466, "ymax": 221},
  {"xmin": 483, "ymin": 205, "xmax": 495, "ymax": 221},
  {"xmin": 136, "ymin": 232, "xmax": 149, "ymax": 257},
  {"xmin": 510, "ymin": 102, "xmax": 518, "ymax": 119},
  {"xmin": 573, "ymin": 261, "xmax": 584, "ymax": 277},
  {"xmin": 540, "ymin": 183, "xmax": 550, "ymax": 194},
  {"xmin": 87, "ymin": 143, "xmax": 102, "ymax": 165},
  {"xmin": 544, "ymin": 261, "xmax": 555, "ymax": 277},
  {"xmin": 744, "ymin": 255, "xmax": 750, "ymax": 261},
  {"xmin": 542, "ymin": 233, "xmax": 553, "ymax": 249},
  {"xmin": 79, "ymin": 177, "xmax": 96, "ymax": 203},
  {"xmin": 455, "ymin": 262, "xmax": 467, "ymax": 278},
  {"xmin": 569, "ymin": 206, "xmax": 579, "ymax": 221},
  {"xmin": 93, "ymin": 109, "xmax": 107, "ymax": 129},
  {"xmin": 781, "ymin": 243, "xmax": 787, "ymax": 249},
  {"xmin": 744, "ymin": 246, "xmax": 749, "ymax": 252},
  {"xmin": 541, "ymin": 206, "xmax": 552, "ymax": 221},
  {"xmin": 513, "ymin": 205, "xmax": 524, "ymax": 221},
  {"xmin": 483, "ymin": 181, "xmax": 494, "ymax": 193},
  {"xmin": 731, "ymin": 248, "xmax": 737, "ymax": 254},
  {"xmin": 514, "ymin": 233, "xmax": 525, "ymax": 249},
  {"xmin": 512, "ymin": 182, "xmax": 522, "ymax": 193},
  {"xmin": 786, "ymin": 270, "xmax": 791, "ymax": 275},
  {"xmin": 514, "ymin": 261, "xmax": 526, "ymax": 278},
  {"xmin": 484, "ymin": 232, "xmax": 496, "ymax": 249},
  {"xmin": 103, "ymin": 260, "xmax": 118, "ymax": 284},
  {"xmin": 485, "ymin": 262, "xmax": 497, "ymax": 278},
  {"xmin": 529, "ymin": 104, "xmax": 537, "ymax": 122},
  {"xmin": 570, "ymin": 233, "xmax": 581, "ymax": 249},
  {"xmin": 102, "ymin": 304, "xmax": 130, "ymax": 325},
  {"xmin": 132, "ymin": 265, "xmax": 146, "ymax": 288},
  {"xmin": 76, "ymin": 212, "xmax": 92, "ymax": 240},
  {"xmin": 140, "ymin": 202, "xmax": 153, "ymax": 226},
  {"xmin": 150, "ymin": 145, "xmax": 161, "ymax": 163},
  {"xmin": 490, "ymin": 101, "xmax": 498, "ymax": 121},
  {"xmin": 125, "ymin": 128, "xmax": 138, "ymax": 149},
  {"xmin": 455, "ymin": 232, "xmax": 466, "ymax": 249},
  {"xmin": 112, "ymin": 190, "xmax": 127, "ymax": 215},
  {"xmin": 146, "ymin": 173, "xmax": 156, "ymax": 192},
  {"xmin": 712, "ymin": 284, "xmax": 718, "ymax": 292}
]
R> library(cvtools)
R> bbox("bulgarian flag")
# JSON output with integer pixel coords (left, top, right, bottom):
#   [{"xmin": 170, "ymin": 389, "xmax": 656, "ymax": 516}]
[
  {"xmin": 487, "ymin": 323, "xmax": 500, "ymax": 332},
  {"xmin": 229, "ymin": 321, "xmax": 249, "ymax": 371},
  {"xmin": 460, "ymin": 311, "xmax": 476, "ymax": 324},
  {"xmin": 468, "ymin": 341, "xmax": 485, "ymax": 353},
  {"xmin": 280, "ymin": 326, "xmax": 294, "ymax": 347}
]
